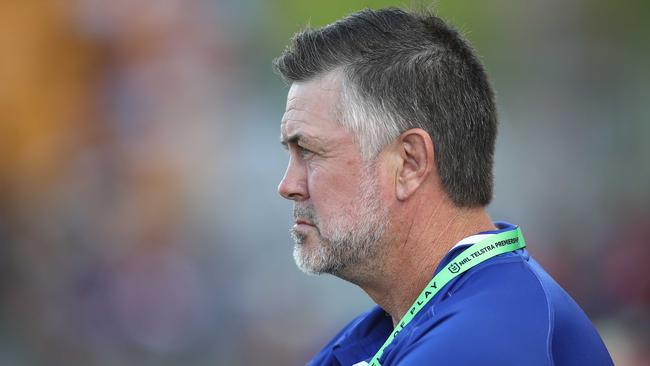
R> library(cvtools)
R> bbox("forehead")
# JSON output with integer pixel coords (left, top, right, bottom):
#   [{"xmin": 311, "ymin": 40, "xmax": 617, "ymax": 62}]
[{"xmin": 281, "ymin": 74, "xmax": 347, "ymax": 141}]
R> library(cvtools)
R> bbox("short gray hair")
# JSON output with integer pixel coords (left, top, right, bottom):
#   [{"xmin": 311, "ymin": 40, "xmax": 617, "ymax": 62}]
[
  {"xmin": 338, "ymin": 72, "xmax": 402, "ymax": 159},
  {"xmin": 274, "ymin": 8, "xmax": 497, "ymax": 207}
]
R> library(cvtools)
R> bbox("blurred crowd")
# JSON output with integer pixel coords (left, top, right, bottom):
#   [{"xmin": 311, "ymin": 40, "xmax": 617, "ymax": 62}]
[{"xmin": 0, "ymin": 1, "xmax": 648, "ymax": 365}]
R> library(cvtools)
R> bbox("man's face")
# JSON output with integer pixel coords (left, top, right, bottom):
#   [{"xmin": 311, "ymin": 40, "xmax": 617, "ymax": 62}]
[{"xmin": 278, "ymin": 74, "xmax": 390, "ymax": 276}]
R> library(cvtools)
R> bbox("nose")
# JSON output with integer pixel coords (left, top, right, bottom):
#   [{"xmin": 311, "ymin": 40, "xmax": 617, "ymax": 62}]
[{"xmin": 278, "ymin": 156, "xmax": 309, "ymax": 201}]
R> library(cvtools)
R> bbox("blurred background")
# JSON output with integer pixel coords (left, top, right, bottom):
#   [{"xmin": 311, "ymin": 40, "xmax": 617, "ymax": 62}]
[{"xmin": 0, "ymin": 0, "xmax": 648, "ymax": 365}]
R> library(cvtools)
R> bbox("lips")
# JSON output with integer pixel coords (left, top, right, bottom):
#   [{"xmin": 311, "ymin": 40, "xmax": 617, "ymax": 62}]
[{"xmin": 295, "ymin": 218, "xmax": 315, "ymax": 226}]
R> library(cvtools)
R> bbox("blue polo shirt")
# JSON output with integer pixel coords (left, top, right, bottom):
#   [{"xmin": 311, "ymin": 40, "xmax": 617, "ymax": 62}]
[{"xmin": 307, "ymin": 222, "xmax": 613, "ymax": 366}]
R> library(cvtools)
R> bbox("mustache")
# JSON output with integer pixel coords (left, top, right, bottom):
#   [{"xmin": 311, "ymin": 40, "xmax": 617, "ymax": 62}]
[{"xmin": 293, "ymin": 205, "xmax": 319, "ymax": 226}]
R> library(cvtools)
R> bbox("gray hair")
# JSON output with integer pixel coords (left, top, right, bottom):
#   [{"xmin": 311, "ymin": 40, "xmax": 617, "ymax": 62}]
[{"xmin": 274, "ymin": 8, "xmax": 497, "ymax": 207}]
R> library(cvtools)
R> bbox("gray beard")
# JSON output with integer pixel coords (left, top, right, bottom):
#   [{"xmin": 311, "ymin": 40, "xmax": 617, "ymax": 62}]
[{"xmin": 290, "ymin": 164, "xmax": 389, "ymax": 279}]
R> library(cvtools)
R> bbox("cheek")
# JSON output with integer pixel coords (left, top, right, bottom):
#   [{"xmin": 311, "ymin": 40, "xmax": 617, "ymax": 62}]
[
  {"xmin": 375, "ymin": 165, "xmax": 394, "ymax": 202},
  {"xmin": 307, "ymin": 164, "xmax": 363, "ymax": 213}
]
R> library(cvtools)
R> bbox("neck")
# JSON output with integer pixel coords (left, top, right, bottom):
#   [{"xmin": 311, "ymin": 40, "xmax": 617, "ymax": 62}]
[{"xmin": 355, "ymin": 200, "xmax": 495, "ymax": 327}]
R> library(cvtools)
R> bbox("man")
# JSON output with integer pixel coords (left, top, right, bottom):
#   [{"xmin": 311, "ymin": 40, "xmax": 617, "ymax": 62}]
[{"xmin": 274, "ymin": 8, "xmax": 613, "ymax": 366}]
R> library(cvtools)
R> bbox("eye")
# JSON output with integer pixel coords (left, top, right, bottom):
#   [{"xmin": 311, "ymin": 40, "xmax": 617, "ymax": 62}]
[{"xmin": 297, "ymin": 145, "xmax": 315, "ymax": 158}]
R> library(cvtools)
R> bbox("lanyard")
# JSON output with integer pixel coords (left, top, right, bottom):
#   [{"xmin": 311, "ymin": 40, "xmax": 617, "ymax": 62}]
[{"xmin": 367, "ymin": 227, "xmax": 526, "ymax": 366}]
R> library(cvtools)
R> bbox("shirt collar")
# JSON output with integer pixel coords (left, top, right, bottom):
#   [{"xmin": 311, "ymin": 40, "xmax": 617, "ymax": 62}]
[
  {"xmin": 451, "ymin": 233, "xmax": 496, "ymax": 248},
  {"xmin": 437, "ymin": 221, "xmax": 518, "ymax": 274}
]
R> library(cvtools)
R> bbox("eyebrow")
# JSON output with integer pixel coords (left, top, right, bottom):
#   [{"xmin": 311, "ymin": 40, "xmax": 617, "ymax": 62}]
[{"xmin": 280, "ymin": 133, "xmax": 307, "ymax": 147}]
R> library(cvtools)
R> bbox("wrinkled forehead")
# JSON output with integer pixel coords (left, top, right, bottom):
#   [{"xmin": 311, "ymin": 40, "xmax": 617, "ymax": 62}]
[{"xmin": 281, "ymin": 73, "xmax": 344, "ymax": 137}]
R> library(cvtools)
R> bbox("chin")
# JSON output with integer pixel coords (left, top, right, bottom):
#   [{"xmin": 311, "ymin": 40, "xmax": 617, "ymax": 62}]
[
  {"xmin": 293, "ymin": 242, "xmax": 318, "ymax": 274},
  {"xmin": 293, "ymin": 242, "xmax": 341, "ymax": 276}
]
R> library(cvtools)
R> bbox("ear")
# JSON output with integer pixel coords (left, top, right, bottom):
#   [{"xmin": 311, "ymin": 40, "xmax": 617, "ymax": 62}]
[{"xmin": 395, "ymin": 128, "xmax": 435, "ymax": 201}]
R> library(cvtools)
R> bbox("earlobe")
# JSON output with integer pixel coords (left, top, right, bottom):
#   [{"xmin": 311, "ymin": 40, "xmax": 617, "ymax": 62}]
[{"xmin": 395, "ymin": 129, "xmax": 434, "ymax": 201}]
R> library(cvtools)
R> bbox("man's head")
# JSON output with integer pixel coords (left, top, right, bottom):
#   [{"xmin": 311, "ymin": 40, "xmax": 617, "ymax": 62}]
[
  {"xmin": 278, "ymin": 75, "xmax": 391, "ymax": 278},
  {"xmin": 275, "ymin": 8, "xmax": 498, "ymax": 277}
]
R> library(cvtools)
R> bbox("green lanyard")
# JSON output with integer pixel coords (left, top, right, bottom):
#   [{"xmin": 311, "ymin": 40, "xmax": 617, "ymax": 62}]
[{"xmin": 367, "ymin": 227, "xmax": 526, "ymax": 366}]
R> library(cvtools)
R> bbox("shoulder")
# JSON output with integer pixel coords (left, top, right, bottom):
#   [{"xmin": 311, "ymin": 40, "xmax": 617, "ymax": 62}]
[
  {"xmin": 394, "ymin": 255, "xmax": 554, "ymax": 365},
  {"xmin": 307, "ymin": 306, "xmax": 392, "ymax": 366},
  {"xmin": 390, "ymin": 252, "xmax": 613, "ymax": 366}
]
